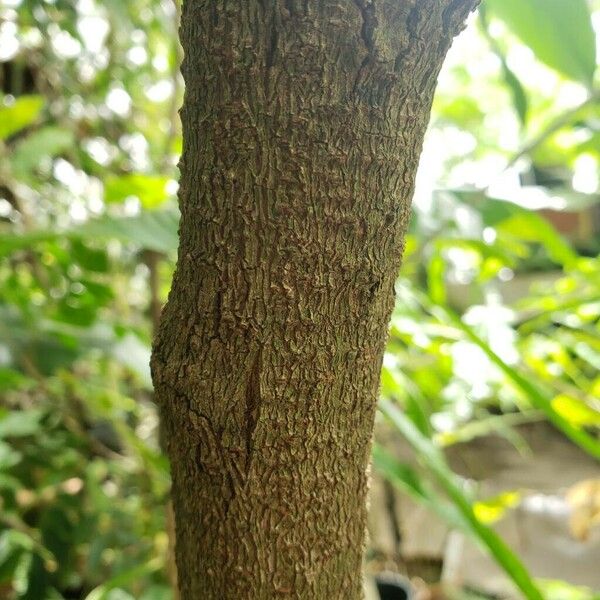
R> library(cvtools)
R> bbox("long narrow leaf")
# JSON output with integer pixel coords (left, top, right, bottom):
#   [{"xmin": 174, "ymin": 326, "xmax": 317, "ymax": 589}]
[
  {"xmin": 372, "ymin": 444, "xmax": 467, "ymax": 531},
  {"xmin": 379, "ymin": 399, "xmax": 544, "ymax": 600},
  {"xmin": 437, "ymin": 305, "xmax": 600, "ymax": 461}
]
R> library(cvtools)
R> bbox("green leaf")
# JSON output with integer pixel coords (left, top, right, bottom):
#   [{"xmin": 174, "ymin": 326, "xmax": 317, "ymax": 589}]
[
  {"xmin": 497, "ymin": 212, "xmax": 577, "ymax": 268},
  {"xmin": 379, "ymin": 399, "xmax": 545, "ymax": 600},
  {"xmin": 427, "ymin": 251, "xmax": 447, "ymax": 305},
  {"xmin": 454, "ymin": 190, "xmax": 578, "ymax": 267},
  {"xmin": 0, "ymin": 96, "xmax": 45, "ymax": 140},
  {"xmin": 0, "ymin": 440, "xmax": 22, "ymax": 469},
  {"xmin": 500, "ymin": 61, "xmax": 528, "ymax": 125},
  {"xmin": 0, "ymin": 367, "xmax": 33, "ymax": 392},
  {"xmin": 84, "ymin": 558, "xmax": 162, "ymax": 600},
  {"xmin": 79, "ymin": 210, "xmax": 179, "ymax": 253},
  {"xmin": 480, "ymin": 6, "xmax": 528, "ymax": 125},
  {"xmin": 372, "ymin": 444, "xmax": 467, "ymax": 531},
  {"xmin": 0, "ymin": 410, "xmax": 44, "ymax": 439},
  {"xmin": 71, "ymin": 241, "xmax": 110, "ymax": 272},
  {"xmin": 11, "ymin": 126, "xmax": 75, "ymax": 180},
  {"xmin": 0, "ymin": 473, "xmax": 21, "ymax": 491},
  {"xmin": 0, "ymin": 209, "xmax": 179, "ymax": 256},
  {"xmin": 485, "ymin": 0, "xmax": 596, "ymax": 86},
  {"xmin": 537, "ymin": 579, "xmax": 599, "ymax": 600},
  {"xmin": 551, "ymin": 394, "xmax": 600, "ymax": 427},
  {"xmin": 139, "ymin": 585, "xmax": 172, "ymax": 600},
  {"xmin": 105, "ymin": 174, "xmax": 172, "ymax": 209},
  {"xmin": 435, "ymin": 411, "xmax": 541, "ymax": 448},
  {"xmin": 0, "ymin": 531, "xmax": 25, "ymax": 584},
  {"xmin": 438, "ymin": 304, "xmax": 600, "ymax": 461},
  {"xmin": 474, "ymin": 490, "xmax": 521, "ymax": 524}
]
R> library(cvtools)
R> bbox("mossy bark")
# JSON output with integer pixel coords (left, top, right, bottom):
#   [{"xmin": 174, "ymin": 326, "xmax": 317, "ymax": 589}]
[{"xmin": 151, "ymin": 1, "xmax": 477, "ymax": 598}]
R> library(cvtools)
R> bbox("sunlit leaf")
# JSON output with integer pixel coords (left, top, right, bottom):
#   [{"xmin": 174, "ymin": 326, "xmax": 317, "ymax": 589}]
[
  {"xmin": 497, "ymin": 212, "xmax": 577, "ymax": 267},
  {"xmin": 438, "ymin": 304, "xmax": 600, "ymax": 461},
  {"xmin": 11, "ymin": 126, "xmax": 75, "ymax": 180},
  {"xmin": 427, "ymin": 251, "xmax": 447, "ymax": 305},
  {"xmin": 105, "ymin": 174, "xmax": 172, "ymax": 209},
  {"xmin": 485, "ymin": 0, "xmax": 596, "ymax": 86},
  {"xmin": 453, "ymin": 190, "xmax": 577, "ymax": 267},
  {"xmin": 537, "ymin": 578, "xmax": 599, "ymax": 600},
  {"xmin": 551, "ymin": 394, "xmax": 600, "ymax": 427},
  {"xmin": 474, "ymin": 490, "xmax": 521, "ymax": 524},
  {"xmin": 500, "ymin": 60, "xmax": 528, "ymax": 125},
  {"xmin": 0, "ymin": 96, "xmax": 45, "ymax": 140}
]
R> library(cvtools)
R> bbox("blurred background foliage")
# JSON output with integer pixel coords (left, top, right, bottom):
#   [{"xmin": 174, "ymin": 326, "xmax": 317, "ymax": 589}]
[{"xmin": 0, "ymin": 0, "xmax": 599, "ymax": 599}]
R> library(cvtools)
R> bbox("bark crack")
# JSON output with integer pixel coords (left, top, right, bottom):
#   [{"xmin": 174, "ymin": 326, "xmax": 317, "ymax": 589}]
[
  {"xmin": 352, "ymin": 0, "xmax": 378, "ymax": 96},
  {"xmin": 393, "ymin": 1, "xmax": 421, "ymax": 73},
  {"xmin": 353, "ymin": 0, "xmax": 377, "ymax": 55},
  {"xmin": 244, "ymin": 347, "xmax": 263, "ymax": 477}
]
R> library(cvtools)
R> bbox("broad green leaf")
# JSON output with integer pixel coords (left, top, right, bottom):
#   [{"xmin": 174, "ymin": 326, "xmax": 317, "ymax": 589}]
[
  {"xmin": 11, "ymin": 126, "xmax": 75, "ymax": 180},
  {"xmin": 105, "ymin": 174, "xmax": 171, "ymax": 209},
  {"xmin": 0, "ymin": 209, "xmax": 179, "ymax": 256},
  {"xmin": 497, "ymin": 212, "xmax": 577, "ymax": 267},
  {"xmin": 485, "ymin": 0, "xmax": 596, "ymax": 86},
  {"xmin": 0, "ymin": 441, "xmax": 22, "ymax": 469},
  {"xmin": 0, "ymin": 96, "xmax": 45, "ymax": 140},
  {"xmin": 71, "ymin": 241, "xmax": 110, "ymax": 272},
  {"xmin": 454, "ymin": 190, "xmax": 577, "ymax": 267},
  {"xmin": 80, "ymin": 210, "xmax": 179, "ymax": 252},
  {"xmin": 0, "ymin": 410, "xmax": 44, "ymax": 439}
]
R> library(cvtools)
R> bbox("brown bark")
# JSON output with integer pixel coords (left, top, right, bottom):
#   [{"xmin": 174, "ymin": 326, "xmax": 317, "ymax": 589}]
[{"xmin": 151, "ymin": 2, "xmax": 477, "ymax": 598}]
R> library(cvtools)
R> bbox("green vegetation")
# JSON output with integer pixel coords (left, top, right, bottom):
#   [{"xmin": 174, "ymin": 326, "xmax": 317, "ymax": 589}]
[{"xmin": 0, "ymin": 0, "xmax": 599, "ymax": 598}]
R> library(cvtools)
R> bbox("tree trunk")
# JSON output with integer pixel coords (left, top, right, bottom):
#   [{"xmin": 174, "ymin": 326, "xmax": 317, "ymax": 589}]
[{"xmin": 151, "ymin": 2, "xmax": 477, "ymax": 598}]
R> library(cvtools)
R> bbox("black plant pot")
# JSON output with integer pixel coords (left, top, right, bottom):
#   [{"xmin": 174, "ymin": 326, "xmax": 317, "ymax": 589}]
[{"xmin": 375, "ymin": 573, "xmax": 413, "ymax": 600}]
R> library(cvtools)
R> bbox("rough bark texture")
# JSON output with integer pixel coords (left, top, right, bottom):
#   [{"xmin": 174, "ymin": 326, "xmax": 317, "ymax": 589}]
[{"xmin": 151, "ymin": 1, "xmax": 477, "ymax": 598}]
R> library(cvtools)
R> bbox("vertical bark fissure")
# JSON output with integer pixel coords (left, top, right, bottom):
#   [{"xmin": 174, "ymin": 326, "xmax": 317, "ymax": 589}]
[
  {"xmin": 152, "ymin": 1, "xmax": 478, "ymax": 598},
  {"xmin": 244, "ymin": 346, "xmax": 263, "ymax": 477}
]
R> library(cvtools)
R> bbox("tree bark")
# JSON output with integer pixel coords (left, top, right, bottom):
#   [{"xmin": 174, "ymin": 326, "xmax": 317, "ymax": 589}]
[{"xmin": 151, "ymin": 1, "xmax": 477, "ymax": 598}]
